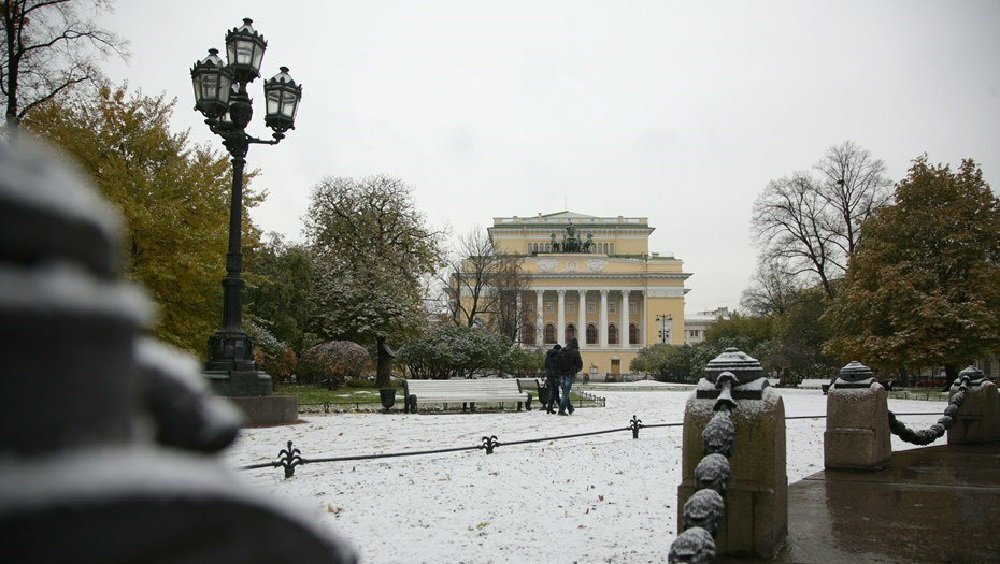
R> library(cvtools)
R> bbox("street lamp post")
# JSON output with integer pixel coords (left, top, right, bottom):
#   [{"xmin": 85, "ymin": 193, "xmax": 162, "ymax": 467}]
[
  {"xmin": 191, "ymin": 18, "xmax": 302, "ymax": 395},
  {"xmin": 656, "ymin": 313, "xmax": 672, "ymax": 344}
]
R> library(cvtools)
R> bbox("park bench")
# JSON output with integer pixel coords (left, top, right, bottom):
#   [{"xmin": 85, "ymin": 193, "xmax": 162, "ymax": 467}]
[
  {"xmin": 402, "ymin": 378, "xmax": 532, "ymax": 413},
  {"xmin": 799, "ymin": 378, "xmax": 832, "ymax": 392},
  {"xmin": 516, "ymin": 378, "xmax": 543, "ymax": 405}
]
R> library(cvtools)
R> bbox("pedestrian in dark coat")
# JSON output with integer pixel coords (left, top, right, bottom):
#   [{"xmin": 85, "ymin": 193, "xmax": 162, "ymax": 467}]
[
  {"xmin": 543, "ymin": 344, "xmax": 562, "ymax": 414},
  {"xmin": 558, "ymin": 338, "xmax": 583, "ymax": 415}
]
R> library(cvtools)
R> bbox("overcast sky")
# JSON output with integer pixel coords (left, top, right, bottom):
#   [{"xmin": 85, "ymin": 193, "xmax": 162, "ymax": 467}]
[{"xmin": 101, "ymin": 1, "xmax": 999, "ymax": 314}]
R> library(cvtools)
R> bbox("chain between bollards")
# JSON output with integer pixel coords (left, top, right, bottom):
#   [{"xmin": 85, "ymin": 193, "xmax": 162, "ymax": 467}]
[{"xmin": 887, "ymin": 371, "xmax": 975, "ymax": 446}]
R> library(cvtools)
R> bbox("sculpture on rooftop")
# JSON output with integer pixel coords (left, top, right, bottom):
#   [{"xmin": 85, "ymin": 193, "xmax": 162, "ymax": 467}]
[{"xmin": 551, "ymin": 222, "xmax": 593, "ymax": 253}]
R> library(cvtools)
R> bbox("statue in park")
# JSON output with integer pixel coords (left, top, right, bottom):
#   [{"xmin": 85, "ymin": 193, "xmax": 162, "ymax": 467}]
[{"xmin": 0, "ymin": 139, "xmax": 356, "ymax": 562}]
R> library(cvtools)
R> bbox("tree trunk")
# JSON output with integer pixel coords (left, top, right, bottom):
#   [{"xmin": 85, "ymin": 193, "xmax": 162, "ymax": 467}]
[
  {"xmin": 375, "ymin": 335, "xmax": 392, "ymax": 388},
  {"xmin": 941, "ymin": 363, "xmax": 959, "ymax": 391}
]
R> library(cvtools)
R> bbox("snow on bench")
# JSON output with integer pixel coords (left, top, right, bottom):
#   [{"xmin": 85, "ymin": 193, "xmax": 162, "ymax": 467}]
[
  {"xmin": 798, "ymin": 379, "xmax": 831, "ymax": 389},
  {"xmin": 516, "ymin": 378, "xmax": 542, "ymax": 399},
  {"xmin": 799, "ymin": 378, "xmax": 839, "ymax": 393},
  {"xmin": 402, "ymin": 378, "xmax": 532, "ymax": 413}
]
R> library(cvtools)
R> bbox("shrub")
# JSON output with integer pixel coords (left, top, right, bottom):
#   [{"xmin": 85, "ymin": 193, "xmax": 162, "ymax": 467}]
[
  {"xmin": 397, "ymin": 325, "xmax": 511, "ymax": 379},
  {"xmin": 500, "ymin": 346, "xmax": 544, "ymax": 377},
  {"xmin": 298, "ymin": 341, "xmax": 372, "ymax": 390},
  {"xmin": 247, "ymin": 320, "xmax": 297, "ymax": 385}
]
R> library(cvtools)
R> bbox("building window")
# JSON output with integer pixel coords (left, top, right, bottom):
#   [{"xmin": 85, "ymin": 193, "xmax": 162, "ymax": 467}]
[
  {"xmin": 568, "ymin": 302, "xmax": 576, "ymax": 314},
  {"xmin": 567, "ymin": 323, "xmax": 576, "ymax": 340},
  {"xmin": 587, "ymin": 302, "xmax": 596, "ymax": 314},
  {"xmin": 629, "ymin": 323, "xmax": 639, "ymax": 344},
  {"xmin": 545, "ymin": 302, "xmax": 553, "ymax": 313},
  {"xmin": 608, "ymin": 323, "xmax": 618, "ymax": 345},
  {"xmin": 522, "ymin": 324, "xmax": 536, "ymax": 344},
  {"xmin": 609, "ymin": 302, "xmax": 617, "ymax": 314},
  {"xmin": 531, "ymin": 243, "xmax": 539, "ymax": 253},
  {"xmin": 629, "ymin": 302, "xmax": 637, "ymax": 314},
  {"xmin": 544, "ymin": 323, "xmax": 556, "ymax": 344},
  {"xmin": 586, "ymin": 323, "xmax": 598, "ymax": 345}
]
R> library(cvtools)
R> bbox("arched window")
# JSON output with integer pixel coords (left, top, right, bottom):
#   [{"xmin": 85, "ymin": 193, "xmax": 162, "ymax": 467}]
[
  {"xmin": 544, "ymin": 323, "xmax": 556, "ymax": 344},
  {"xmin": 586, "ymin": 323, "xmax": 598, "ymax": 345},
  {"xmin": 608, "ymin": 323, "xmax": 618, "ymax": 345},
  {"xmin": 629, "ymin": 323, "xmax": 639, "ymax": 345},
  {"xmin": 566, "ymin": 323, "xmax": 576, "ymax": 340},
  {"xmin": 522, "ymin": 323, "xmax": 536, "ymax": 345}
]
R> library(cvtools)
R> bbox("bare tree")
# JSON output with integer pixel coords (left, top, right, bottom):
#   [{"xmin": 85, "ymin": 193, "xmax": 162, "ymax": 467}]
[
  {"xmin": 2, "ymin": 0, "xmax": 127, "ymax": 129},
  {"xmin": 741, "ymin": 258, "xmax": 801, "ymax": 316},
  {"xmin": 753, "ymin": 172, "xmax": 841, "ymax": 297},
  {"xmin": 814, "ymin": 140, "xmax": 894, "ymax": 256},
  {"xmin": 752, "ymin": 141, "xmax": 892, "ymax": 297},
  {"xmin": 486, "ymin": 258, "xmax": 530, "ymax": 343},
  {"xmin": 443, "ymin": 227, "xmax": 528, "ymax": 341}
]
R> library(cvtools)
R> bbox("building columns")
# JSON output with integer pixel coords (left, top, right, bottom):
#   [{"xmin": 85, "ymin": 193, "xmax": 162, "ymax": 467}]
[
  {"xmin": 640, "ymin": 289, "xmax": 647, "ymax": 346},
  {"xmin": 557, "ymin": 290, "xmax": 566, "ymax": 345},
  {"xmin": 621, "ymin": 290, "xmax": 630, "ymax": 346},
  {"xmin": 515, "ymin": 292, "xmax": 523, "ymax": 344},
  {"xmin": 536, "ymin": 290, "xmax": 544, "ymax": 346},
  {"xmin": 577, "ymin": 289, "xmax": 587, "ymax": 349},
  {"xmin": 599, "ymin": 289, "xmax": 609, "ymax": 347}
]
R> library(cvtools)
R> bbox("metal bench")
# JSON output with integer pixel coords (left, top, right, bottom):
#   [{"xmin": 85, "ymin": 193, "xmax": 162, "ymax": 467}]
[{"xmin": 402, "ymin": 378, "xmax": 532, "ymax": 413}]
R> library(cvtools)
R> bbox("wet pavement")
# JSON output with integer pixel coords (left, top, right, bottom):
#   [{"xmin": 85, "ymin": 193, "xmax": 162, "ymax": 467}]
[{"xmin": 720, "ymin": 443, "xmax": 1000, "ymax": 563}]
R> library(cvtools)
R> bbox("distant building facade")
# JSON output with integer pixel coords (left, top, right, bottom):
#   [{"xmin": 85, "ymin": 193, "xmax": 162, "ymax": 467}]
[
  {"xmin": 683, "ymin": 307, "xmax": 731, "ymax": 345},
  {"xmin": 482, "ymin": 211, "xmax": 691, "ymax": 376}
]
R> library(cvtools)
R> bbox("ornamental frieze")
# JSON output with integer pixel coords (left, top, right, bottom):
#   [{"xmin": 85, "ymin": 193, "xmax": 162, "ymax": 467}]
[{"xmin": 587, "ymin": 259, "xmax": 608, "ymax": 272}]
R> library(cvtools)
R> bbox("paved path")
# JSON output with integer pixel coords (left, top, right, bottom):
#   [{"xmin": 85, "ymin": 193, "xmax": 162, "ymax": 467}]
[{"xmin": 722, "ymin": 442, "xmax": 1000, "ymax": 563}]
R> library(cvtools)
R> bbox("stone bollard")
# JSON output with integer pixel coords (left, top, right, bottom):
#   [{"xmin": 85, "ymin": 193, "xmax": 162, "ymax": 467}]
[
  {"xmin": 947, "ymin": 365, "xmax": 1000, "ymax": 445},
  {"xmin": 0, "ymin": 139, "xmax": 356, "ymax": 563},
  {"xmin": 677, "ymin": 348, "xmax": 787, "ymax": 559},
  {"xmin": 824, "ymin": 361, "xmax": 891, "ymax": 471}
]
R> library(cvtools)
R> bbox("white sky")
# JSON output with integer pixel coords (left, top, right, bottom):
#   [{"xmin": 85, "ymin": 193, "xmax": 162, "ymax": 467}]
[{"xmin": 101, "ymin": 1, "xmax": 1000, "ymax": 313}]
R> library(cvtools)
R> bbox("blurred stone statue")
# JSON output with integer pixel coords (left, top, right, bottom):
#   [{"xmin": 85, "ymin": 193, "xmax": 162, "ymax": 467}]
[{"xmin": 0, "ymin": 138, "xmax": 357, "ymax": 563}]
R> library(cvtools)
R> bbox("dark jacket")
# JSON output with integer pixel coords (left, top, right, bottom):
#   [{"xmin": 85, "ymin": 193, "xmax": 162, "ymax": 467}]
[
  {"xmin": 544, "ymin": 345, "xmax": 561, "ymax": 379},
  {"xmin": 560, "ymin": 338, "xmax": 583, "ymax": 376}
]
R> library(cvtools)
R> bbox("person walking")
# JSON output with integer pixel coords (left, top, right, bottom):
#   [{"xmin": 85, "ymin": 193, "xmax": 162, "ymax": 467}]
[
  {"xmin": 543, "ymin": 344, "xmax": 562, "ymax": 414},
  {"xmin": 558, "ymin": 337, "xmax": 583, "ymax": 416}
]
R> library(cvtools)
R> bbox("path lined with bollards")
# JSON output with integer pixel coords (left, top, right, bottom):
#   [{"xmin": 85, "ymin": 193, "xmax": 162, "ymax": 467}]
[{"xmin": 720, "ymin": 442, "xmax": 1000, "ymax": 563}]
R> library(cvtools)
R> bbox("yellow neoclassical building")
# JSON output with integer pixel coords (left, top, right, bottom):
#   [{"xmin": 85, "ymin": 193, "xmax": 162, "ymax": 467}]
[{"xmin": 487, "ymin": 211, "xmax": 690, "ymax": 378}]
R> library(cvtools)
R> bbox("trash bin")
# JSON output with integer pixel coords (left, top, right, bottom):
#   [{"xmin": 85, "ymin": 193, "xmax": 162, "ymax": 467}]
[{"xmin": 379, "ymin": 388, "xmax": 396, "ymax": 411}]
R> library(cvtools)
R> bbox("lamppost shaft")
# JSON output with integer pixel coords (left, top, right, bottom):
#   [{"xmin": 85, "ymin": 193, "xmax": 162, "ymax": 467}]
[{"xmin": 222, "ymin": 155, "xmax": 245, "ymax": 332}]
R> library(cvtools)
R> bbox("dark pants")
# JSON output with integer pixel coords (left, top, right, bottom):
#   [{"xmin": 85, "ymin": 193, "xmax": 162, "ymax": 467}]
[
  {"xmin": 559, "ymin": 374, "xmax": 575, "ymax": 413},
  {"xmin": 545, "ymin": 376, "xmax": 560, "ymax": 410}
]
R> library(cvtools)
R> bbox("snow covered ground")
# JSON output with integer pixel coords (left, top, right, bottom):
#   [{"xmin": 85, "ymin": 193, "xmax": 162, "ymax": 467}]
[{"xmin": 224, "ymin": 386, "xmax": 945, "ymax": 564}]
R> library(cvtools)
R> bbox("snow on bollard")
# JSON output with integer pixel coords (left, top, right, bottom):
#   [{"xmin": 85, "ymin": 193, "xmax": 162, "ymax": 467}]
[
  {"xmin": 675, "ymin": 348, "xmax": 787, "ymax": 560},
  {"xmin": 824, "ymin": 361, "xmax": 891, "ymax": 471}
]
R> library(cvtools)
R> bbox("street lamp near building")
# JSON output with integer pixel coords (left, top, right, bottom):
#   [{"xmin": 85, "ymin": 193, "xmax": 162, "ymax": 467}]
[
  {"xmin": 656, "ymin": 313, "xmax": 672, "ymax": 344},
  {"xmin": 190, "ymin": 18, "xmax": 302, "ymax": 395}
]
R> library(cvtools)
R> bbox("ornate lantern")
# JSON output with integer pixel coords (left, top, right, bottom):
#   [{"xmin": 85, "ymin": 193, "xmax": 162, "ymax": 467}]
[
  {"xmin": 264, "ymin": 67, "xmax": 302, "ymax": 133},
  {"xmin": 225, "ymin": 17, "xmax": 267, "ymax": 83},
  {"xmin": 190, "ymin": 48, "xmax": 232, "ymax": 119}
]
